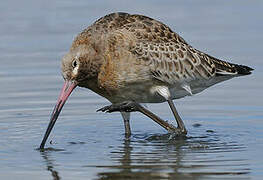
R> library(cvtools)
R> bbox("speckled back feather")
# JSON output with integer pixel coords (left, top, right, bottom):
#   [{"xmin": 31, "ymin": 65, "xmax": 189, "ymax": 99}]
[{"xmin": 74, "ymin": 12, "xmax": 253, "ymax": 87}]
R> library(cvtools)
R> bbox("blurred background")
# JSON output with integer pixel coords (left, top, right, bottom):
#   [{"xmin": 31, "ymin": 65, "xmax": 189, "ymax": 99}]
[{"xmin": 0, "ymin": 0, "xmax": 262, "ymax": 179}]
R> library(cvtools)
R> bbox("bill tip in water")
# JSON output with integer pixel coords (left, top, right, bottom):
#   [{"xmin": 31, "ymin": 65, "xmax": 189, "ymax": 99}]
[{"xmin": 36, "ymin": 147, "xmax": 65, "ymax": 152}]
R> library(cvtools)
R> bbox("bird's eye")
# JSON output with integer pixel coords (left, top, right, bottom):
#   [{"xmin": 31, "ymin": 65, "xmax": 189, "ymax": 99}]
[{"xmin": 72, "ymin": 60, "xmax": 78, "ymax": 68}]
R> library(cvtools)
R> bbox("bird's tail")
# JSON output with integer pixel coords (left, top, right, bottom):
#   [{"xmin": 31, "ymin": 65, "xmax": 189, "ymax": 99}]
[
  {"xmin": 207, "ymin": 54, "xmax": 254, "ymax": 76},
  {"xmin": 231, "ymin": 64, "xmax": 254, "ymax": 75}
]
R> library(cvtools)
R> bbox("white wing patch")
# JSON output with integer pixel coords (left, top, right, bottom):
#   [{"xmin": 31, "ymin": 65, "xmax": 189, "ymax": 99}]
[
  {"xmin": 151, "ymin": 86, "xmax": 171, "ymax": 100},
  {"xmin": 181, "ymin": 83, "xmax": 192, "ymax": 95},
  {"xmin": 216, "ymin": 70, "xmax": 238, "ymax": 76}
]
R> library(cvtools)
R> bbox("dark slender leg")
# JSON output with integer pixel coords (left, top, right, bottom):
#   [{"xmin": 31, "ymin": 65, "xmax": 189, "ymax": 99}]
[
  {"xmin": 167, "ymin": 98, "xmax": 187, "ymax": 134},
  {"xmin": 136, "ymin": 104, "xmax": 181, "ymax": 133},
  {"xmin": 97, "ymin": 101, "xmax": 183, "ymax": 134},
  {"xmin": 121, "ymin": 112, "xmax": 131, "ymax": 138}
]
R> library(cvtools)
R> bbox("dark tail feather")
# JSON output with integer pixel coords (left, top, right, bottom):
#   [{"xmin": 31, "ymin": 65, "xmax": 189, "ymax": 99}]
[
  {"xmin": 234, "ymin": 64, "xmax": 254, "ymax": 75},
  {"xmin": 207, "ymin": 54, "xmax": 254, "ymax": 76}
]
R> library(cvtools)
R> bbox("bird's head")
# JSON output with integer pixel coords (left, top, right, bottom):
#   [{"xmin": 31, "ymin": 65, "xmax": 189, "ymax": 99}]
[
  {"xmin": 61, "ymin": 43, "xmax": 103, "ymax": 86},
  {"xmin": 40, "ymin": 36, "xmax": 104, "ymax": 149}
]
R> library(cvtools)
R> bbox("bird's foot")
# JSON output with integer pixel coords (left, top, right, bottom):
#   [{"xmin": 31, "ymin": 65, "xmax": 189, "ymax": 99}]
[
  {"xmin": 168, "ymin": 128, "xmax": 187, "ymax": 136},
  {"xmin": 97, "ymin": 101, "xmax": 140, "ymax": 113}
]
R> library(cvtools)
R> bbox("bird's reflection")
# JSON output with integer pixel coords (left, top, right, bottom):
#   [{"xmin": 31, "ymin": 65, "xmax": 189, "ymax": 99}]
[
  {"xmin": 39, "ymin": 131, "xmax": 248, "ymax": 179},
  {"xmin": 40, "ymin": 151, "xmax": 61, "ymax": 180},
  {"xmin": 97, "ymin": 134, "xmax": 196, "ymax": 179},
  {"xmin": 96, "ymin": 133, "xmax": 248, "ymax": 179},
  {"xmin": 119, "ymin": 138, "xmax": 133, "ymax": 173}
]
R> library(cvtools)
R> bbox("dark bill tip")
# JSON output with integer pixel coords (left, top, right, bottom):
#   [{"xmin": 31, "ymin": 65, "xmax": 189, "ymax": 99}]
[{"xmin": 39, "ymin": 80, "xmax": 76, "ymax": 149}]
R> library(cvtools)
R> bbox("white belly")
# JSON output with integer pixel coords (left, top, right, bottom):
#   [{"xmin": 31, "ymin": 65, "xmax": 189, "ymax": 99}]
[
  {"xmin": 107, "ymin": 75, "xmax": 231, "ymax": 103},
  {"xmin": 107, "ymin": 82, "xmax": 191, "ymax": 103}
]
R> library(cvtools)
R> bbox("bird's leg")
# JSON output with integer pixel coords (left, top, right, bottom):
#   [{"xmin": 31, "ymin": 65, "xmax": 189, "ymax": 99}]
[
  {"xmin": 134, "ymin": 104, "xmax": 181, "ymax": 133},
  {"xmin": 167, "ymin": 98, "xmax": 187, "ymax": 134},
  {"xmin": 97, "ymin": 101, "xmax": 139, "ymax": 113},
  {"xmin": 120, "ymin": 112, "xmax": 131, "ymax": 138},
  {"xmin": 154, "ymin": 86, "xmax": 187, "ymax": 135},
  {"xmin": 97, "ymin": 101, "xmax": 181, "ymax": 134}
]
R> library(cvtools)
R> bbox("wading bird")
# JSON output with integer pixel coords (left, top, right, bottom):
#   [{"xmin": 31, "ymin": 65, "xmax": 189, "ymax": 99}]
[{"xmin": 40, "ymin": 12, "xmax": 253, "ymax": 149}]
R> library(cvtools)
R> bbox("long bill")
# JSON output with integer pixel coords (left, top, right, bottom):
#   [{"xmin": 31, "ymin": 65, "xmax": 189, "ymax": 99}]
[{"xmin": 39, "ymin": 80, "xmax": 77, "ymax": 149}]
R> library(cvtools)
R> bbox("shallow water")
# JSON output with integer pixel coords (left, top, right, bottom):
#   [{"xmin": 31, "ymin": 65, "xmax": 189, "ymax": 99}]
[{"xmin": 1, "ymin": 0, "xmax": 263, "ymax": 179}]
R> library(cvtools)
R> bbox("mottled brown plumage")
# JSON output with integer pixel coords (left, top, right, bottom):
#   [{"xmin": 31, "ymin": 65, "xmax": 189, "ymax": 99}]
[
  {"xmin": 64, "ymin": 12, "xmax": 252, "ymax": 102},
  {"xmin": 40, "ymin": 12, "xmax": 253, "ymax": 149}
]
